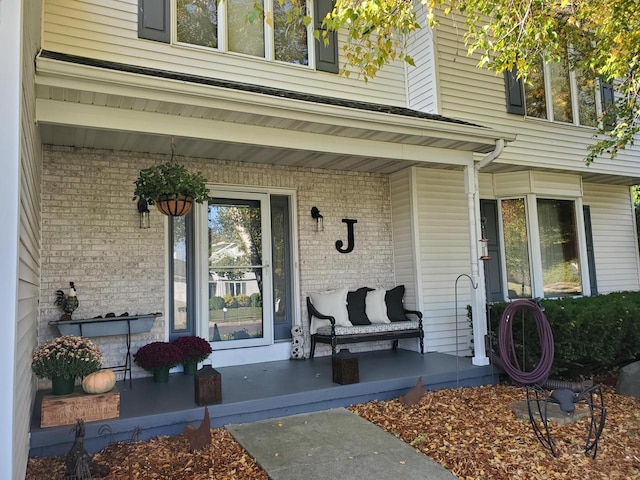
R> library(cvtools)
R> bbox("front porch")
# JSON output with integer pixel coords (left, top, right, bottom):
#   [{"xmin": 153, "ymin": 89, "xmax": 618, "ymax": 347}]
[{"xmin": 30, "ymin": 350, "xmax": 497, "ymax": 458}]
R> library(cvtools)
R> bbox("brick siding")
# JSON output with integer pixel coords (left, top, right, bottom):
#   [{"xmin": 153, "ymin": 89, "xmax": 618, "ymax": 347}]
[{"xmin": 39, "ymin": 146, "xmax": 397, "ymax": 382}]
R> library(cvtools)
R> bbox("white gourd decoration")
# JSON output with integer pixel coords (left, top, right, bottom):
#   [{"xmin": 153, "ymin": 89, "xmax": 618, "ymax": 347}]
[{"xmin": 82, "ymin": 370, "xmax": 116, "ymax": 394}]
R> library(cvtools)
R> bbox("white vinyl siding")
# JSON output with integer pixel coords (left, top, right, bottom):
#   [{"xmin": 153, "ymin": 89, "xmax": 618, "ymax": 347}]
[
  {"xmin": 42, "ymin": 0, "xmax": 408, "ymax": 106},
  {"xmin": 390, "ymin": 168, "xmax": 418, "ymax": 309},
  {"xmin": 414, "ymin": 168, "xmax": 472, "ymax": 355},
  {"xmin": 405, "ymin": 3, "xmax": 438, "ymax": 113},
  {"xmin": 492, "ymin": 171, "xmax": 582, "ymax": 198},
  {"xmin": 432, "ymin": 14, "xmax": 640, "ymax": 178},
  {"xmin": 583, "ymin": 183, "xmax": 640, "ymax": 293},
  {"xmin": 4, "ymin": 1, "xmax": 42, "ymax": 478}
]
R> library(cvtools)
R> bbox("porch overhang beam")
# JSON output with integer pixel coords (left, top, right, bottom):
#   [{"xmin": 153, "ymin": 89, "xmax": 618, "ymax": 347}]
[{"xmin": 36, "ymin": 98, "xmax": 477, "ymax": 166}]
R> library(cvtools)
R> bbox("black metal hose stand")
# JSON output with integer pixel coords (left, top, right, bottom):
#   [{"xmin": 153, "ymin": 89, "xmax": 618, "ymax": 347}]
[
  {"xmin": 525, "ymin": 381, "xmax": 607, "ymax": 459},
  {"xmin": 497, "ymin": 300, "xmax": 607, "ymax": 458}
]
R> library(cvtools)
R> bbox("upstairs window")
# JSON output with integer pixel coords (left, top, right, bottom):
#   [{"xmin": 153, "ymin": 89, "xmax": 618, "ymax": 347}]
[
  {"xmin": 177, "ymin": 0, "xmax": 309, "ymax": 66},
  {"xmin": 525, "ymin": 53, "xmax": 598, "ymax": 127},
  {"xmin": 138, "ymin": 0, "xmax": 337, "ymax": 72}
]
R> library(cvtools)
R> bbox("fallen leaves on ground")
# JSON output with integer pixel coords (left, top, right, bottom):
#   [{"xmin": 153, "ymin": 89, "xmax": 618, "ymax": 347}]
[
  {"xmin": 27, "ymin": 385, "xmax": 640, "ymax": 479},
  {"xmin": 350, "ymin": 385, "xmax": 640, "ymax": 480},
  {"xmin": 26, "ymin": 429, "xmax": 268, "ymax": 480}
]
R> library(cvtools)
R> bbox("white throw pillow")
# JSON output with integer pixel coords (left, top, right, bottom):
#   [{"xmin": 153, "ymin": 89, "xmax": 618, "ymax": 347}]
[
  {"xmin": 366, "ymin": 288, "xmax": 390, "ymax": 324},
  {"xmin": 309, "ymin": 288, "xmax": 352, "ymax": 334}
]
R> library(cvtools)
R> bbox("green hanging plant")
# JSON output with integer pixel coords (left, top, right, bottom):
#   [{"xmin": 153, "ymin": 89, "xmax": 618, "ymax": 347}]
[{"xmin": 133, "ymin": 160, "xmax": 210, "ymax": 206}]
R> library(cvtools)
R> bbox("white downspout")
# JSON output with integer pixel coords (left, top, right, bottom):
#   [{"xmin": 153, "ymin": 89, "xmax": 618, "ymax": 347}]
[{"xmin": 466, "ymin": 139, "xmax": 504, "ymax": 366}]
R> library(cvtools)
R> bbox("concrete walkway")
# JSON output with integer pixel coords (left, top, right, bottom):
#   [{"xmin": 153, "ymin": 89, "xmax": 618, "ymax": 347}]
[{"xmin": 228, "ymin": 408, "xmax": 457, "ymax": 480}]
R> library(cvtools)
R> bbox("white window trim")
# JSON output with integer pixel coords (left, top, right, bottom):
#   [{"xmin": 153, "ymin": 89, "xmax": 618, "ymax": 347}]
[
  {"xmin": 497, "ymin": 194, "xmax": 590, "ymax": 300},
  {"xmin": 173, "ymin": 0, "xmax": 313, "ymax": 67},
  {"xmin": 526, "ymin": 61, "xmax": 599, "ymax": 128}
]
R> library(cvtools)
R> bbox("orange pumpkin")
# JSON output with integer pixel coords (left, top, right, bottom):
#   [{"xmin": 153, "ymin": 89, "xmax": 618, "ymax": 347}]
[{"xmin": 82, "ymin": 369, "xmax": 116, "ymax": 394}]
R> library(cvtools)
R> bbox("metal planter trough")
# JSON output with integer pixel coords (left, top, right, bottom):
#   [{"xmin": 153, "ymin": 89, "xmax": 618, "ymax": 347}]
[{"xmin": 49, "ymin": 313, "xmax": 161, "ymax": 338}]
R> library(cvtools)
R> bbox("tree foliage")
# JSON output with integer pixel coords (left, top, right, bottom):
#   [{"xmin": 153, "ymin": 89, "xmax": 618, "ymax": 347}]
[{"xmin": 322, "ymin": 0, "xmax": 640, "ymax": 162}]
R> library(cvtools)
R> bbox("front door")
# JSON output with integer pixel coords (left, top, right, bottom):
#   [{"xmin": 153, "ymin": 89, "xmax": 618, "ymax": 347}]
[{"xmin": 207, "ymin": 193, "xmax": 273, "ymax": 348}]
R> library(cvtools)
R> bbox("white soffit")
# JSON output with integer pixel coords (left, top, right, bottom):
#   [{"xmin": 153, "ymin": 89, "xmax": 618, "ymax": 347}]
[{"xmin": 34, "ymin": 56, "xmax": 517, "ymax": 169}]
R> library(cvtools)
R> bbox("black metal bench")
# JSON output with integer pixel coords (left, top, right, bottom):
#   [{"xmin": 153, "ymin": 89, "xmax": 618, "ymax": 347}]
[{"xmin": 306, "ymin": 297, "xmax": 424, "ymax": 358}]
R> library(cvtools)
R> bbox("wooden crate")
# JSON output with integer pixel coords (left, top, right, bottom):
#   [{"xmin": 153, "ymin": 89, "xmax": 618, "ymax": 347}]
[{"xmin": 41, "ymin": 387, "xmax": 120, "ymax": 428}]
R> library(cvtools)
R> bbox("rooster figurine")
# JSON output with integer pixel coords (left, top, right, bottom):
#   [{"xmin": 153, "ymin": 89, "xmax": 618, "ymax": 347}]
[{"xmin": 55, "ymin": 282, "xmax": 79, "ymax": 320}]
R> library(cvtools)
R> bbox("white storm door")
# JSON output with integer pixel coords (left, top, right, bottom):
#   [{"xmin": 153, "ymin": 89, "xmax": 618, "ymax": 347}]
[{"xmin": 206, "ymin": 192, "xmax": 273, "ymax": 349}]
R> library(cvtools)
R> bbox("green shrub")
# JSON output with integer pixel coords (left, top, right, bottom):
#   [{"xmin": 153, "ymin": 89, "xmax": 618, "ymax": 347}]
[
  {"xmin": 483, "ymin": 291, "xmax": 640, "ymax": 380},
  {"xmin": 250, "ymin": 293, "xmax": 262, "ymax": 307},
  {"xmin": 209, "ymin": 296, "xmax": 225, "ymax": 311}
]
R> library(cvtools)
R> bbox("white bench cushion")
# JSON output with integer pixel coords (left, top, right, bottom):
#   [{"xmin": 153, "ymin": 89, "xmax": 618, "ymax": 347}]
[{"xmin": 315, "ymin": 320, "xmax": 420, "ymax": 336}]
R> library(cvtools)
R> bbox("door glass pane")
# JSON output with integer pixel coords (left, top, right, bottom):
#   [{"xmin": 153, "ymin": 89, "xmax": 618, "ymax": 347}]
[
  {"xmin": 208, "ymin": 198, "xmax": 264, "ymax": 342},
  {"xmin": 550, "ymin": 55, "xmax": 573, "ymax": 123},
  {"xmin": 171, "ymin": 215, "xmax": 189, "ymax": 332},
  {"xmin": 525, "ymin": 61, "xmax": 547, "ymax": 119},
  {"xmin": 537, "ymin": 199, "xmax": 582, "ymax": 297},
  {"xmin": 177, "ymin": 0, "xmax": 218, "ymax": 48},
  {"xmin": 501, "ymin": 198, "xmax": 532, "ymax": 299},
  {"xmin": 228, "ymin": 0, "xmax": 265, "ymax": 57},
  {"xmin": 271, "ymin": 196, "xmax": 292, "ymax": 340},
  {"xmin": 274, "ymin": 0, "xmax": 308, "ymax": 65}
]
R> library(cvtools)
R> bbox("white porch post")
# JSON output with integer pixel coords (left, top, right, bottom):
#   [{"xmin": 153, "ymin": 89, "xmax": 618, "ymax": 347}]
[
  {"xmin": 465, "ymin": 139, "xmax": 505, "ymax": 366},
  {"xmin": 464, "ymin": 165, "xmax": 490, "ymax": 366}
]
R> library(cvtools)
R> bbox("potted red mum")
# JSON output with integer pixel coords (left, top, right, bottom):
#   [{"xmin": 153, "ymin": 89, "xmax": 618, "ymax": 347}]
[
  {"xmin": 133, "ymin": 341, "xmax": 182, "ymax": 383},
  {"xmin": 172, "ymin": 336, "xmax": 212, "ymax": 375}
]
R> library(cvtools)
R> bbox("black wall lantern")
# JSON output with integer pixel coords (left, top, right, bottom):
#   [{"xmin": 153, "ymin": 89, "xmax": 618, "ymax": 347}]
[
  {"xmin": 311, "ymin": 206, "xmax": 324, "ymax": 232},
  {"xmin": 138, "ymin": 198, "xmax": 150, "ymax": 229}
]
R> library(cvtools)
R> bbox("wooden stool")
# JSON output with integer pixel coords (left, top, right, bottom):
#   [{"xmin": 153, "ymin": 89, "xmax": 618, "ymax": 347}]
[{"xmin": 332, "ymin": 350, "xmax": 359, "ymax": 384}]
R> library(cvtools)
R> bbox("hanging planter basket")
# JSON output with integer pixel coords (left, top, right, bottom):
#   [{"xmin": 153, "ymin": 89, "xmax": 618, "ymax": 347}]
[
  {"xmin": 155, "ymin": 195, "xmax": 194, "ymax": 216},
  {"xmin": 133, "ymin": 144, "xmax": 210, "ymax": 218}
]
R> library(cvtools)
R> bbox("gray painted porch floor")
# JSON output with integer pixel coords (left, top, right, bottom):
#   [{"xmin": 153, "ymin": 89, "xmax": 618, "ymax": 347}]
[{"xmin": 30, "ymin": 349, "xmax": 497, "ymax": 457}]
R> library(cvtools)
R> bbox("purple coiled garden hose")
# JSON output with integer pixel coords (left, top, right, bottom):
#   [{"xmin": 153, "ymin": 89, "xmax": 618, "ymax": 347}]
[{"xmin": 498, "ymin": 299, "xmax": 554, "ymax": 385}]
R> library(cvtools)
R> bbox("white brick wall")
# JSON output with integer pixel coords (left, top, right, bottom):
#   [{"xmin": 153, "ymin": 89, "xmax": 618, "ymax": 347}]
[{"xmin": 39, "ymin": 146, "xmax": 398, "ymax": 380}]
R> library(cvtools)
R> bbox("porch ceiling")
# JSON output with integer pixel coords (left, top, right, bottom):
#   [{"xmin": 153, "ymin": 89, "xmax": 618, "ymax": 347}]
[
  {"xmin": 39, "ymin": 124, "xmax": 475, "ymax": 175},
  {"xmin": 35, "ymin": 53, "xmax": 518, "ymax": 175}
]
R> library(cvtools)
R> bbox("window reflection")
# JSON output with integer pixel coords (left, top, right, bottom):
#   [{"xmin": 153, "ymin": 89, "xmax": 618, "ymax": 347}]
[
  {"xmin": 274, "ymin": 0, "xmax": 308, "ymax": 65},
  {"xmin": 549, "ymin": 55, "xmax": 573, "ymax": 123},
  {"xmin": 228, "ymin": 0, "xmax": 265, "ymax": 57},
  {"xmin": 172, "ymin": 215, "xmax": 188, "ymax": 331},
  {"xmin": 537, "ymin": 199, "xmax": 582, "ymax": 296},
  {"xmin": 208, "ymin": 199, "xmax": 264, "ymax": 342},
  {"xmin": 501, "ymin": 198, "xmax": 532, "ymax": 299},
  {"xmin": 177, "ymin": 0, "xmax": 218, "ymax": 48}
]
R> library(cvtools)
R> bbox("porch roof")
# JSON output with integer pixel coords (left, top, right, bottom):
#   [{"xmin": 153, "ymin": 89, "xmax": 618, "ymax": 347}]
[{"xmin": 35, "ymin": 50, "xmax": 516, "ymax": 175}]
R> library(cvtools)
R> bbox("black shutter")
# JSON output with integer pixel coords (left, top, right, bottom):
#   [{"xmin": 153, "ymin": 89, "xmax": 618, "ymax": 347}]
[
  {"xmin": 139, "ymin": 0, "xmax": 170, "ymax": 43},
  {"xmin": 583, "ymin": 205, "xmax": 598, "ymax": 295},
  {"xmin": 599, "ymin": 80, "xmax": 615, "ymax": 129},
  {"xmin": 314, "ymin": 0, "xmax": 339, "ymax": 73},
  {"xmin": 480, "ymin": 200, "xmax": 505, "ymax": 303},
  {"xmin": 504, "ymin": 68, "xmax": 525, "ymax": 115},
  {"xmin": 600, "ymin": 81, "xmax": 614, "ymax": 108}
]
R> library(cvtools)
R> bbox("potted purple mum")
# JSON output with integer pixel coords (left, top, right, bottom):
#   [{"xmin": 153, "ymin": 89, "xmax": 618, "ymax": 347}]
[
  {"xmin": 172, "ymin": 336, "xmax": 212, "ymax": 375},
  {"xmin": 133, "ymin": 341, "xmax": 182, "ymax": 383}
]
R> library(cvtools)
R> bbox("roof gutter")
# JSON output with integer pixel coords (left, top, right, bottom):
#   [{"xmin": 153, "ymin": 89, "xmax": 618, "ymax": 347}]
[{"xmin": 475, "ymin": 138, "xmax": 505, "ymax": 172}]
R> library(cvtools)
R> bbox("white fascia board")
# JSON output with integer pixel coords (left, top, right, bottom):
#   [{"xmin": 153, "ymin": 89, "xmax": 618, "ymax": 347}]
[
  {"xmin": 36, "ymin": 98, "xmax": 474, "ymax": 165},
  {"xmin": 35, "ymin": 56, "xmax": 516, "ymax": 148}
]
